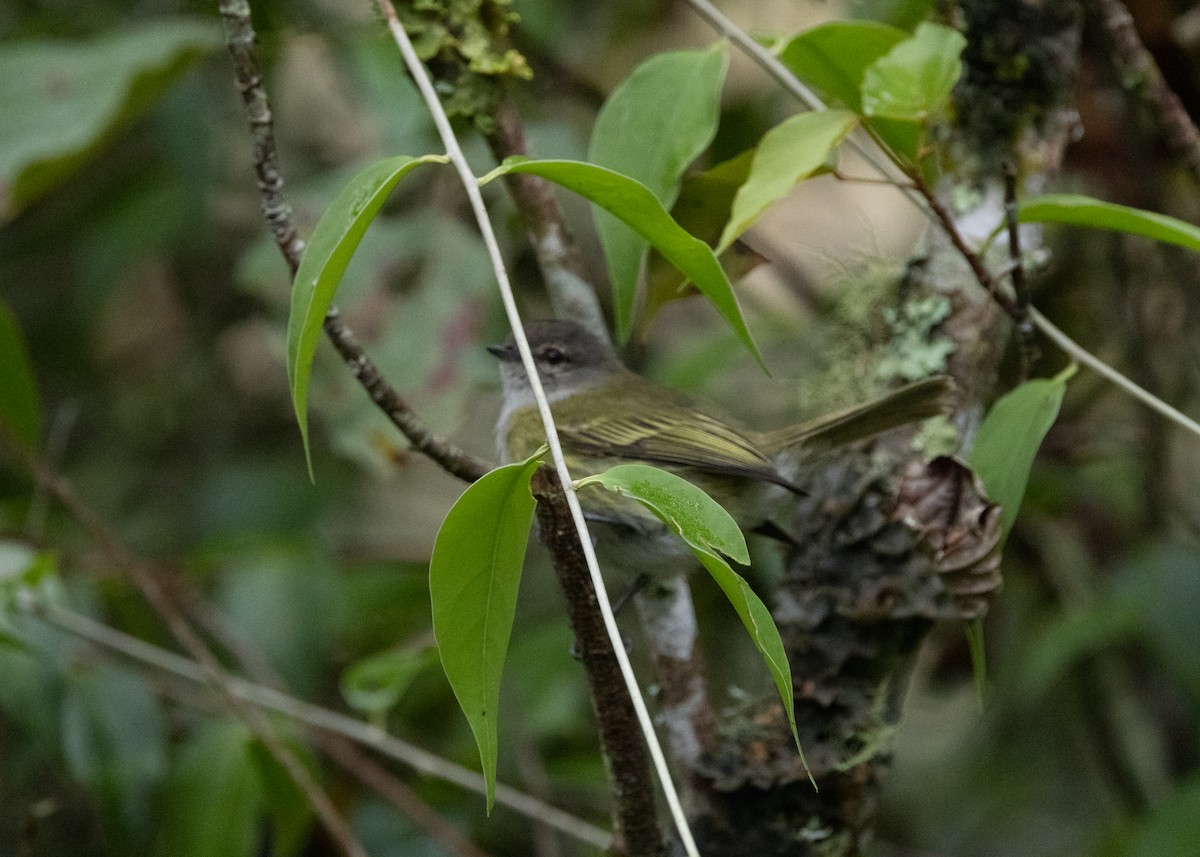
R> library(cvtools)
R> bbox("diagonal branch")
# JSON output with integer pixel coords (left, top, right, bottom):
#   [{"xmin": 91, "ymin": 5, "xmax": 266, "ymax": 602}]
[
  {"xmin": 14, "ymin": 593, "xmax": 612, "ymax": 850},
  {"xmin": 2, "ymin": 430, "xmax": 367, "ymax": 857},
  {"xmin": 1092, "ymin": 0, "xmax": 1200, "ymax": 183},
  {"xmin": 217, "ymin": 0, "xmax": 490, "ymax": 484}
]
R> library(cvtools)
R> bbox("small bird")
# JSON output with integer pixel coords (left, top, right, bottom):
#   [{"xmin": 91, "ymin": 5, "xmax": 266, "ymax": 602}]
[{"xmin": 489, "ymin": 320, "xmax": 952, "ymax": 581}]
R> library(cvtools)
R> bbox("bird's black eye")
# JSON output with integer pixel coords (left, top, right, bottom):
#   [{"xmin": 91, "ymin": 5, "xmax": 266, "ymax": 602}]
[{"xmin": 540, "ymin": 346, "xmax": 566, "ymax": 366}]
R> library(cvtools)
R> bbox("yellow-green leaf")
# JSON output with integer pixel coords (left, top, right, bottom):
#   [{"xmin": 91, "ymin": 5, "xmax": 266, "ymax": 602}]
[
  {"xmin": 861, "ymin": 22, "xmax": 966, "ymax": 121},
  {"xmin": 717, "ymin": 109, "xmax": 857, "ymax": 252}
]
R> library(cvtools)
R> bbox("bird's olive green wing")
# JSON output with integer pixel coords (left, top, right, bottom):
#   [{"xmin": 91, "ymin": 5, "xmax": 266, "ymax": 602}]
[
  {"xmin": 560, "ymin": 411, "xmax": 799, "ymax": 490},
  {"xmin": 759, "ymin": 375, "xmax": 955, "ymax": 455}
]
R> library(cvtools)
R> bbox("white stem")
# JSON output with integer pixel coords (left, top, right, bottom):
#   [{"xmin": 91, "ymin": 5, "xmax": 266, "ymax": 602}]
[
  {"xmin": 17, "ymin": 594, "xmax": 612, "ymax": 850},
  {"xmin": 686, "ymin": 0, "xmax": 1200, "ymax": 444},
  {"xmin": 376, "ymin": 4, "xmax": 701, "ymax": 854},
  {"xmin": 1030, "ymin": 308, "xmax": 1200, "ymax": 437}
]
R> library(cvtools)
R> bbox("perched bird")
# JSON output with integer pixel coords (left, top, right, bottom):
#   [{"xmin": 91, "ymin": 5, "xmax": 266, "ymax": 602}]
[{"xmin": 489, "ymin": 319, "xmax": 952, "ymax": 581}]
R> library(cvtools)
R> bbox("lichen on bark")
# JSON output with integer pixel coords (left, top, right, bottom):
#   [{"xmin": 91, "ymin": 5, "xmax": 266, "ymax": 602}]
[{"xmin": 396, "ymin": 0, "xmax": 531, "ymax": 132}]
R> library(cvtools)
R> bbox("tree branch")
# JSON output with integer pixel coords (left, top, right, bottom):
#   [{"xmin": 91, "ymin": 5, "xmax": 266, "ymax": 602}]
[
  {"xmin": 530, "ymin": 469, "xmax": 667, "ymax": 856},
  {"xmin": 1092, "ymin": 0, "xmax": 1200, "ymax": 183},
  {"xmin": 217, "ymin": 0, "xmax": 489, "ymax": 485}
]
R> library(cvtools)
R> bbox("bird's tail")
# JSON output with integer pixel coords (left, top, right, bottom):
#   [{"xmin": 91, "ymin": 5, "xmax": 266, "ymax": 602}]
[{"xmin": 759, "ymin": 376, "xmax": 956, "ymax": 458}]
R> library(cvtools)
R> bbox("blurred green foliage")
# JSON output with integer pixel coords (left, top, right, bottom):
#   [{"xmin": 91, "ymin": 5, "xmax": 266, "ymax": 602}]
[{"xmin": 1, "ymin": 1, "xmax": 1199, "ymax": 856}]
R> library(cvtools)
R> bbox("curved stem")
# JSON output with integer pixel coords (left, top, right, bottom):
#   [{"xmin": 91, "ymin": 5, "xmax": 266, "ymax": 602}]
[
  {"xmin": 1030, "ymin": 308, "xmax": 1200, "ymax": 437},
  {"xmin": 374, "ymin": 2, "xmax": 695, "ymax": 853}
]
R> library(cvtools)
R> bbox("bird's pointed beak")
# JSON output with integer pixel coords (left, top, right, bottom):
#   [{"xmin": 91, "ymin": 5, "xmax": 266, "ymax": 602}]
[{"xmin": 486, "ymin": 342, "xmax": 517, "ymax": 361}]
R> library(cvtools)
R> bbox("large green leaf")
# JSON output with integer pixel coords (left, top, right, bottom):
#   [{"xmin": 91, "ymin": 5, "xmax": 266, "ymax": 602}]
[
  {"xmin": 0, "ymin": 299, "xmax": 40, "ymax": 450},
  {"xmin": 644, "ymin": 150, "xmax": 761, "ymax": 325},
  {"xmin": 483, "ymin": 158, "xmax": 765, "ymax": 370},
  {"xmin": 717, "ymin": 109, "xmax": 857, "ymax": 252},
  {"xmin": 429, "ymin": 452, "xmax": 543, "ymax": 812},
  {"xmin": 155, "ymin": 719, "xmax": 262, "ymax": 857},
  {"xmin": 588, "ymin": 44, "xmax": 729, "ymax": 341},
  {"xmin": 576, "ymin": 464, "xmax": 808, "ymax": 773},
  {"xmin": 286, "ymin": 155, "xmax": 447, "ymax": 477},
  {"xmin": 861, "ymin": 22, "xmax": 966, "ymax": 122},
  {"xmin": 776, "ymin": 20, "xmax": 909, "ymax": 111},
  {"xmin": 575, "ymin": 463, "xmax": 748, "ymax": 564},
  {"xmin": 969, "ymin": 373, "xmax": 1069, "ymax": 542},
  {"xmin": 0, "ymin": 18, "xmax": 220, "ymax": 221},
  {"xmin": 1018, "ymin": 193, "xmax": 1200, "ymax": 251},
  {"xmin": 775, "ymin": 20, "xmax": 921, "ymax": 162}
]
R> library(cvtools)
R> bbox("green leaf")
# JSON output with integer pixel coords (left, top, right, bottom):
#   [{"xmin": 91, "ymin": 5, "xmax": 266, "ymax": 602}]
[
  {"xmin": 287, "ymin": 155, "xmax": 447, "ymax": 477},
  {"xmin": 155, "ymin": 719, "xmax": 262, "ymax": 857},
  {"xmin": 0, "ymin": 291, "xmax": 41, "ymax": 451},
  {"xmin": 695, "ymin": 549, "xmax": 810, "ymax": 779},
  {"xmin": 575, "ymin": 463, "xmax": 748, "ymax": 564},
  {"xmin": 776, "ymin": 21, "xmax": 909, "ymax": 111},
  {"xmin": 577, "ymin": 463, "xmax": 808, "ymax": 773},
  {"xmin": 849, "ymin": 0, "xmax": 935, "ymax": 31},
  {"xmin": 340, "ymin": 645, "xmax": 437, "ymax": 715},
  {"xmin": 0, "ymin": 19, "xmax": 220, "ymax": 221},
  {"xmin": 775, "ymin": 21, "xmax": 921, "ymax": 163},
  {"xmin": 964, "ymin": 619, "xmax": 988, "ymax": 709},
  {"xmin": 1018, "ymin": 193, "xmax": 1200, "ymax": 251},
  {"xmin": 483, "ymin": 158, "xmax": 765, "ymax": 371},
  {"xmin": 644, "ymin": 150, "xmax": 764, "ymax": 325},
  {"xmin": 969, "ymin": 373, "xmax": 1069, "ymax": 542},
  {"xmin": 429, "ymin": 453, "xmax": 543, "ymax": 812},
  {"xmin": 861, "ymin": 22, "xmax": 966, "ymax": 121},
  {"xmin": 717, "ymin": 109, "xmax": 858, "ymax": 252},
  {"xmin": 587, "ymin": 44, "xmax": 729, "ymax": 341}
]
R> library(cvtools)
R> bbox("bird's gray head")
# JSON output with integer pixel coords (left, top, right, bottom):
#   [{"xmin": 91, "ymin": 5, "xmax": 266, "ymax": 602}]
[{"xmin": 487, "ymin": 320, "xmax": 622, "ymax": 407}]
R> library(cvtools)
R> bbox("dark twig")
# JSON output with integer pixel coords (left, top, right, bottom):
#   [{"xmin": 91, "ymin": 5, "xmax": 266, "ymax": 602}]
[
  {"xmin": 910, "ymin": 174, "xmax": 1021, "ymax": 319},
  {"xmin": 322, "ymin": 307, "xmax": 492, "ymax": 482},
  {"xmin": 1, "ymin": 430, "xmax": 368, "ymax": 857},
  {"xmin": 530, "ymin": 468, "xmax": 667, "ymax": 857},
  {"xmin": 1003, "ymin": 165, "xmax": 1038, "ymax": 378},
  {"xmin": 217, "ymin": 0, "xmax": 490, "ymax": 485},
  {"xmin": 1092, "ymin": 0, "xmax": 1200, "ymax": 184}
]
